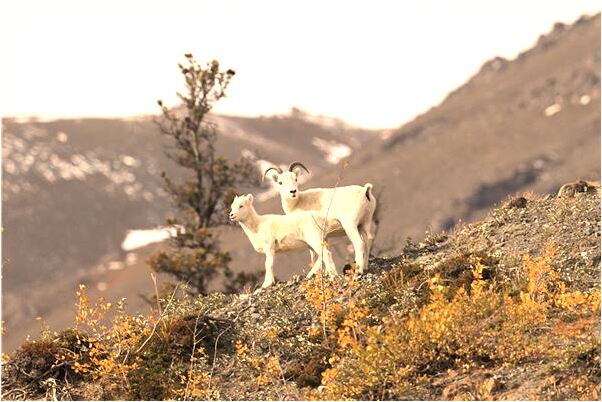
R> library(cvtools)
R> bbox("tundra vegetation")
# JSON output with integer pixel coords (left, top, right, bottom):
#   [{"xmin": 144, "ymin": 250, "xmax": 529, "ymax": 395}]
[{"xmin": 2, "ymin": 189, "xmax": 599, "ymax": 400}]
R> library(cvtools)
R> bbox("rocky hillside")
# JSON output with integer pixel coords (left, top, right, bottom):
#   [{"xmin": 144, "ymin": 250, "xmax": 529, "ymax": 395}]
[{"xmin": 1, "ymin": 188, "xmax": 599, "ymax": 400}]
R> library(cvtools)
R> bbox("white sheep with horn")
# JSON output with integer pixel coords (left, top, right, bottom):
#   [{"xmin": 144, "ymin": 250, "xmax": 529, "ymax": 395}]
[
  {"xmin": 263, "ymin": 162, "xmax": 377, "ymax": 274},
  {"xmin": 229, "ymin": 194, "xmax": 337, "ymax": 290}
]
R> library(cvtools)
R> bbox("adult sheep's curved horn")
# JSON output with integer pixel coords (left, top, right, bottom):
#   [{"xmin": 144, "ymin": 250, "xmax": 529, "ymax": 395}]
[
  {"xmin": 288, "ymin": 162, "xmax": 310, "ymax": 174},
  {"xmin": 263, "ymin": 166, "xmax": 283, "ymax": 181}
]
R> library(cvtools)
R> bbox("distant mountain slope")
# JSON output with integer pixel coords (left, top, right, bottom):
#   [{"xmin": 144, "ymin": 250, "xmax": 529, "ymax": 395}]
[
  {"xmin": 1, "ymin": 110, "xmax": 374, "ymax": 284},
  {"xmin": 300, "ymin": 13, "xmax": 600, "ymax": 251},
  {"xmin": 1, "ymin": 110, "xmax": 378, "ymax": 350}
]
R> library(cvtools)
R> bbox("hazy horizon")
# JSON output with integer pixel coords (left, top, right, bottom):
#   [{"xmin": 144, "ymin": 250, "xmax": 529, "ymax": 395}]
[{"xmin": 1, "ymin": 0, "xmax": 600, "ymax": 128}]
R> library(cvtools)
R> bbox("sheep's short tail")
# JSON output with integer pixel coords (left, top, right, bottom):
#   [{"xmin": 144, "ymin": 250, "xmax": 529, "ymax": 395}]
[{"xmin": 364, "ymin": 183, "xmax": 373, "ymax": 201}]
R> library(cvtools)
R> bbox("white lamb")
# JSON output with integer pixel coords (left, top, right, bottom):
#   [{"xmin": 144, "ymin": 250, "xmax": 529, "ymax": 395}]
[
  {"xmin": 229, "ymin": 194, "xmax": 337, "ymax": 290},
  {"xmin": 263, "ymin": 162, "xmax": 377, "ymax": 274}
]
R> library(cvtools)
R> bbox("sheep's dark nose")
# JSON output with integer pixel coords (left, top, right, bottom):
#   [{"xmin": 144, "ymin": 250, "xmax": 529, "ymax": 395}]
[
  {"xmin": 290, "ymin": 189, "xmax": 297, "ymax": 194},
  {"xmin": 229, "ymin": 213, "xmax": 234, "ymax": 219}
]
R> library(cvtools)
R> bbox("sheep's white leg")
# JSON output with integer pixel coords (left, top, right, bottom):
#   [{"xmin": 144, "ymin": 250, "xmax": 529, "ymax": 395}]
[
  {"xmin": 307, "ymin": 256, "xmax": 323, "ymax": 278},
  {"xmin": 323, "ymin": 247, "xmax": 338, "ymax": 278},
  {"xmin": 361, "ymin": 218, "xmax": 375, "ymax": 259},
  {"xmin": 341, "ymin": 221, "xmax": 367, "ymax": 274},
  {"xmin": 307, "ymin": 249, "xmax": 337, "ymax": 279},
  {"xmin": 308, "ymin": 249, "xmax": 317, "ymax": 269},
  {"xmin": 261, "ymin": 246, "xmax": 276, "ymax": 289},
  {"xmin": 305, "ymin": 233, "xmax": 336, "ymax": 278}
]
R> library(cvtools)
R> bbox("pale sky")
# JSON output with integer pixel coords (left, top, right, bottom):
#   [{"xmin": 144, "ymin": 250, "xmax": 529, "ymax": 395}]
[{"xmin": 1, "ymin": 0, "xmax": 599, "ymax": 128}]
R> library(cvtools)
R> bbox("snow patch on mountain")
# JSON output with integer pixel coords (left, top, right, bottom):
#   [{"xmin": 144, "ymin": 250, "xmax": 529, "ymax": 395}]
[
  {"xmin": 311, "ymin": 137, "xmax": 352, "ymax": 164},
  {"xmin": 2, "ymin": 129, "xmax": 159, "ymax": 202},
  {"xmin": 121, "ymin": 227, "xmax": 178, "ymax": 251}
]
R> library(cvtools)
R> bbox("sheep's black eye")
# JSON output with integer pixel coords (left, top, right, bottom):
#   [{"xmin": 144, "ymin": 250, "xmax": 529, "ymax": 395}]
[
  {"xmin": 278, "ymin": 182, "xmax": 282, "ymax": 185},
  {"xmin": 239, "ymin": 204, "xmax": 244, "ymax": 209}
]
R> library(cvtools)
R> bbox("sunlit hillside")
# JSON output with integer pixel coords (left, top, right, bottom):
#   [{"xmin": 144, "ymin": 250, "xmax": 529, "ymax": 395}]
[{"xmin": 2, "ymin": 188, "xmax": 599, "ymax": 400}]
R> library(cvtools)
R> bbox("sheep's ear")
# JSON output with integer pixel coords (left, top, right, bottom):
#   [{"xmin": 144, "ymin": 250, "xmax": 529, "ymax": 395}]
[
  {"xmin": 271, "ymin": 174, "xmax": 279, "ymax": 183},
  {"xmin": 246, "ymin": 194, "xmax": 254, "ymax": 202}
]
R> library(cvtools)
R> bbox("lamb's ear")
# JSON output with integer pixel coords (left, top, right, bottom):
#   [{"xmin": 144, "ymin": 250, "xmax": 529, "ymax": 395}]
[
  {"xmin": 271, "ymin": 174, "xmax": 279, "ymax": 183},
  {"xmin": 246, "ymin": 194, "xmax": 254, "ymax": 202}
]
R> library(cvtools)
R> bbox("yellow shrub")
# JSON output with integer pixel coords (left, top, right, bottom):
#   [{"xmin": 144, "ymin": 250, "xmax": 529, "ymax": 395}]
[
  {"xmin": 170, "ymin": 346, "xmax": 216, "ymax": 400},
  {"xmin": 52, "ymin": 284, "xmax": 220, "ymax": 400},
  {"xmin": 235, "ymin": 339, "xmax": 285, "ymax": 389},
  {"xmin": 56, "ymin": 285, "xmax": 148, "ymax": 394},
  {"xmin": 314, "ymin": 247, "xmax": 601, "ymax": 400}
]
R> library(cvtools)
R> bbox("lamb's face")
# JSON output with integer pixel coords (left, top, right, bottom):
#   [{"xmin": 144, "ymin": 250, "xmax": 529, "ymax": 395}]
[
  {"xmin": 229, "ymin": 194, "xmax": 253, "ymax": 222},
  {"xmin": 272, "ymin": 171, "xmax": 299, "ymax": 200}
]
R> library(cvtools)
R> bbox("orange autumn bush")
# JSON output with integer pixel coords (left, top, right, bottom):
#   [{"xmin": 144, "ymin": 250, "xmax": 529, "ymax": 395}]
[
  {"xmin": 235, "ymin": 338, "xmax": 285, "ymax": 388},
  {"xmin": 49, "ymin": 285, "xmax": 219, "ymax": 400},
  {"xmin": 52, "ymin": 285, "xmax": 149, "ymax": 395},
  {"xmin": 314, "ymin": 245, "xmax": 600, "ymax": 400},
  {"xmin": 302, "ymin": 266, "xmax": 371, "ymax": 349}
]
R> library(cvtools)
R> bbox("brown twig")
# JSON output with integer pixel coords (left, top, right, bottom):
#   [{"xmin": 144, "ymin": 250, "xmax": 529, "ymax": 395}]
[
  {"xmin": 135, "ymin": 282, "xmax": 180, "ymax": 354},
  {"xmin": 183, "ymin": 310, "xmax": 204, "ymax": 399},
  {"xmin": 208, "ymin": 298, "xmax": 254, "ymax": 389},
  {"xmin": 150, "ymin": 272, "xmax": 162, "ymax": 316},
  {"xmin": 318, "ymin": 160, "xmax": 349, "ymax": 340}
]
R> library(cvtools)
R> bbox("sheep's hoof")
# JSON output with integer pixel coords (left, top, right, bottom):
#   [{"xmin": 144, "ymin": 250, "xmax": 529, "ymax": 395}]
[{"xmin": 255, "ymin": 283, "xmax": 273, "ymax": 294}]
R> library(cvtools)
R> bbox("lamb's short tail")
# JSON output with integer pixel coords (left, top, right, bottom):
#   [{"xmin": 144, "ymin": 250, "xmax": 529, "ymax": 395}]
[{"xmin": 364, "ymin": 183, "xmax": 373, "ymax": 201}]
